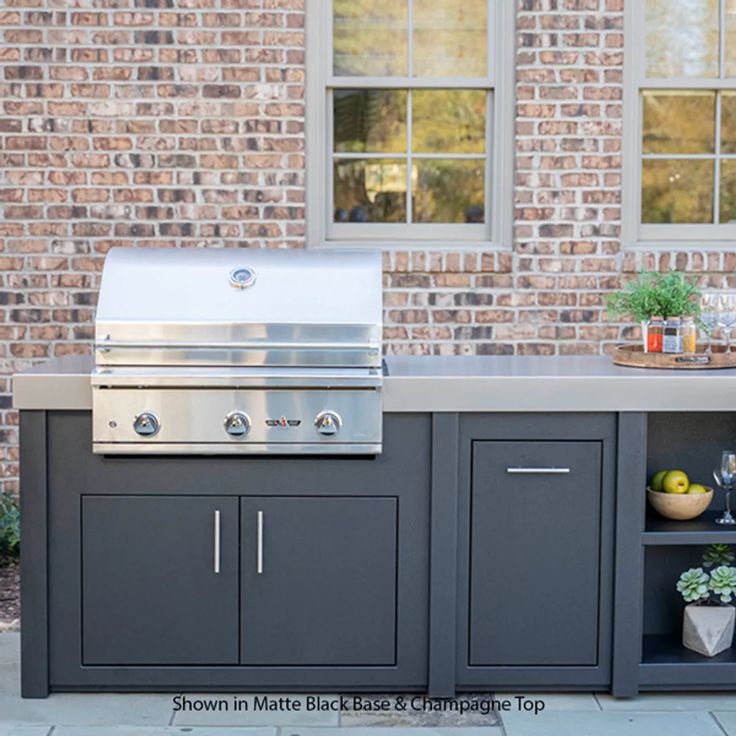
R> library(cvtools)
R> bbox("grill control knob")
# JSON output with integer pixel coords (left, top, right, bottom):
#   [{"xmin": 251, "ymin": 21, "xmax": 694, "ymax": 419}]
[
  {"xmin": 133, "ymin": 411, "xmax": 160, "ymax": 437},
  {"xmin": 224, "ymin": 411, "xmax": 251, "ymax": 438},
  {"xmin": 315, "ymin": 411, "xmax": 341, "ymax": 437}
]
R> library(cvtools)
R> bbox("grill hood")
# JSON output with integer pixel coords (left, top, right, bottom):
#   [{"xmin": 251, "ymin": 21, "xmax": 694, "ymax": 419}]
[{"xmin": 95, "ymin": 248, "xmax": 383, "ymax": 369}]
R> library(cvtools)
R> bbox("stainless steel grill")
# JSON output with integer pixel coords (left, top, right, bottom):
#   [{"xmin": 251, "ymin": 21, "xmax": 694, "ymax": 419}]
[{"xmin": 92, "ymin": 248, "xmax": 383, "ymax": 454}]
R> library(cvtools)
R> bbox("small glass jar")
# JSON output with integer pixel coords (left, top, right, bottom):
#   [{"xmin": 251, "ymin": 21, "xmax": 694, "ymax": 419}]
[
  {"xmin": 682, "ymin": 316, "xmax": 697, "ymax": 353},
  {"xmin": 647, "ymin": 316, "xmax": 664, "ymax": 353},
  {"xmin": 662, "ymin": 317, "xmax": 684, "ymax": 354}
]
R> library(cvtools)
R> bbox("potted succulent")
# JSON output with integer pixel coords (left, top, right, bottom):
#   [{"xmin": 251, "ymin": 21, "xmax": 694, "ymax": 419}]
[
  {"xmin": 606, "ymin": 271, "xmax": 701, "ymax": 349},
  {"xmin": 677, "ymin": 545, "xmax": 736, "ymax": 657}
]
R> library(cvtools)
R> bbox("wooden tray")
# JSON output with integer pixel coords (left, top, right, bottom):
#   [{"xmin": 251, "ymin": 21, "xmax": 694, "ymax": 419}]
[{"xmin": 613, "ymin": 344, "xmax": 736, "ymax": 370}]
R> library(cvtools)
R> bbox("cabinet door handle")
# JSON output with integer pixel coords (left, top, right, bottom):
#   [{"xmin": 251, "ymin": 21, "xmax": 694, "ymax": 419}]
[
  {"xmin": 257, "ymin": 510, "xmax": 264, "ymax": 575},
  {"xmin": 506, "ymin": 467, "xmax": 571, "ymax": 474},
  {"xmin": 213, "ymin": 509, "xmax": 221, "ymax": 574}
]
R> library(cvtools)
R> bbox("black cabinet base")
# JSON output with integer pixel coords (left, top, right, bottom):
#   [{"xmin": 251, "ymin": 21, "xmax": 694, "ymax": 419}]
[{"xmin": 24, "ymin": 408, "xmax": 726, "ymax": 698}]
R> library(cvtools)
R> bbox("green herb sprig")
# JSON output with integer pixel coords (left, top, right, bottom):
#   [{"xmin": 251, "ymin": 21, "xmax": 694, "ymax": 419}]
[{"xmin": 606, "ymin": 271, "xmax": 701, "ymax": 322}]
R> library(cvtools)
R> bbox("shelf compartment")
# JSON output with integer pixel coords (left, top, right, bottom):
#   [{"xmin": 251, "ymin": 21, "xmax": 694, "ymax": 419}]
[
  {"xmin": 644, "ymin": 510, "xmax": 736, "ymax": 545},
  {"xmin": 640, "ymin": 634, "xmax": 736, "ymax": 687}
]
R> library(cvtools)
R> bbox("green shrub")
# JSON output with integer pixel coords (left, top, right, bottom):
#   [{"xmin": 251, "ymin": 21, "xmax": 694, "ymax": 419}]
[{"xmin": 0, "ymin": 492, "xmax": 20, "ymax": 565}]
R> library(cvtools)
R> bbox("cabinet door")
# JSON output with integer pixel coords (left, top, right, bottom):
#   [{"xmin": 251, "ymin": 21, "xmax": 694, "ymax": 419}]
[
  {"xmin": 470, "ymin": 441, "xmax": 601, "ymax": 666},
  {"xmin": 241, "ymin": 496, "xmax": 397, "ymax": 666},
  {"xmin": 82, "ymin": 496, "xmax": 239, "ymax": 665}
]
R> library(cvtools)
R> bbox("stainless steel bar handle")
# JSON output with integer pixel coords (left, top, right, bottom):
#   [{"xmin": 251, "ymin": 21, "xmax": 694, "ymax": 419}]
[
  {"xmin": 257, "ymin": 511, "xmax": 264, "ymax": 574},
  {"xmin": 506, "ymin": 467, "xmax": 571, "ymax": 474},
  {"xmin": 214, "ymin": 510, "xmax": 221, "ymax": 574}
]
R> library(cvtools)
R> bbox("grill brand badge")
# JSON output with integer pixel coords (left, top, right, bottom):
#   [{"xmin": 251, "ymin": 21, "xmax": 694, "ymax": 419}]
[
  {"xmin": 266, "ymin": 416, "xmax": 301, "ymax": 428},
  {"xmin": 229, "ymin": 267, "xmax": 256, "ymax": 289}
]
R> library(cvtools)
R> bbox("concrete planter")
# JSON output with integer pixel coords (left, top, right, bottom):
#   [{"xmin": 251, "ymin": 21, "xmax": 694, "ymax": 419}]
[{"xmin": 683, "ymin": 603, "xmax": 736, "ymax": 657}]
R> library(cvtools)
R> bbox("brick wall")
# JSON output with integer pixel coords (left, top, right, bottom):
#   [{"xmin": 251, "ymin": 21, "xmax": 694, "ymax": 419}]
[{"xmin": 0, "ymin": 0, "xmax": 734, "ymax": 492}]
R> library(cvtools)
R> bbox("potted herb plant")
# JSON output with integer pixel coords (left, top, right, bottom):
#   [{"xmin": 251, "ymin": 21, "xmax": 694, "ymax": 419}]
[
  {"xmin": 606, "ymin": 271, "xmax": 701, "ymax": 349},
  {"xmin": 677, "ymin": 544, "xmax": 736, "ymax": 657}
]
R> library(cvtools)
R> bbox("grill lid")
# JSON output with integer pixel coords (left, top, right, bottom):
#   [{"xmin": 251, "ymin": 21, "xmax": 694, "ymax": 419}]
[{"xmin": 95, "ymin": 248, "xmax": 383, "ymax": 368}]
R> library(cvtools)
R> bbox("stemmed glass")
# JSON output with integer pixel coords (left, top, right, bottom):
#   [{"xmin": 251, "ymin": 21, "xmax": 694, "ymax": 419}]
[
  {"xmin": 718, "ymin": 293, "xmax": 736, "ymax": 352},
  {"xmin": 701, "ymin": 293, "xmax": 719, "ymax": 353},
  {"xmin": 713, "ymin": 450, "xmax": 736, "ymax": 525}
]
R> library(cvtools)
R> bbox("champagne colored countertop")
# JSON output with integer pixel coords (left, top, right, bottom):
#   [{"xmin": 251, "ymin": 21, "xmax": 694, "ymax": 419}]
[{"xmin": 12, "ymin": 354, "xmax": 736, "ymax": 412}]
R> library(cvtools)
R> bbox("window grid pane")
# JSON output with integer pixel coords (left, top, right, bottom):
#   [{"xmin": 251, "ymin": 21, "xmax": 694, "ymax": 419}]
[
  {"xmin": 638, "ymin": 88, "xmax": 736, "ymax": 224},
  {"xmin": 331, "ymin": 89, "xmax": 490, "ymax": 225},
  {"xmin": 329, "ymin": 1, "xmax": 492, "ymax": 234}
]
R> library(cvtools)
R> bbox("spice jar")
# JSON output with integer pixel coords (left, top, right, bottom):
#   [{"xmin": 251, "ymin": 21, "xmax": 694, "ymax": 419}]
[
  {"xmin": 647, "ymin": 316, "xmax": 664, "ymax": 353},
  {"xmin": 662, "ymin": 317, "xmax": 684, "ymax": 354},
  {"xmin": 682, "ymin": 317, "xmax": 697, "ymax": 354}
]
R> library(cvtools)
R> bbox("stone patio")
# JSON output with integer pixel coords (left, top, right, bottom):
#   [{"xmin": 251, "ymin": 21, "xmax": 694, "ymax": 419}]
[{"xmin": 3, "ymin": 633, "xmax": 736, "ymax": 736}]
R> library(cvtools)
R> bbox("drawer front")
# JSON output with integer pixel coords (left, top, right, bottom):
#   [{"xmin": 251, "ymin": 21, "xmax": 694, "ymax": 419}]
[{"xmin": 470, "ymin": 441, "xmax": 602, "ymax": 667}]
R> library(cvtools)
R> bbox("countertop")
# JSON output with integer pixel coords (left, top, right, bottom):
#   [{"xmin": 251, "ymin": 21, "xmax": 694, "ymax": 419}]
[{"xmin": 12, "ymin": 354, "xmax": 736, "ymax": 412}]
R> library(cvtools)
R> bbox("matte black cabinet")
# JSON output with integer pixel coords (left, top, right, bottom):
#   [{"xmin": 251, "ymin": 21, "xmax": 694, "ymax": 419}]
[
  {"xmin": 456, "ymin": 414, "xmax": 617, "ymax": 690},
  {"xmin": 469, "ymin": 441, "xmax": 601, "ymax": 666},
  {"xmin": 81, "ymin": 495, "xmax": 399, "ymax": 669},
  {"xmin": 82, "ymin": 495, "xmax": 240, "ymax": 666},
  {"xmin": 39, "ymin": 412, "xmax": 429, "ymax": 696},
  {"xmin": 241, "ymin": 496, "xmax": 397, "ymax": 666}
]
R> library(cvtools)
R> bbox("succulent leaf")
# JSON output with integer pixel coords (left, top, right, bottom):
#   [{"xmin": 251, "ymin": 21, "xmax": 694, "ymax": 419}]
[{"xmin": 677, "ymin": 567, "xmax": 711, "ymax": 603}]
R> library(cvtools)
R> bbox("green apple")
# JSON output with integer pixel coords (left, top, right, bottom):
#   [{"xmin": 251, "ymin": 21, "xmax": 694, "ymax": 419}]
[
  {"xmin": 650, "ymin": 470, "xmax": 669, "ymax": 492},
  {"xmin": 688, "ymin": 483, "xmax": 709, "ymax": 494},
  {"xmin": 663, "ymin": 470, "xmax": 690, "ymax": 494}
]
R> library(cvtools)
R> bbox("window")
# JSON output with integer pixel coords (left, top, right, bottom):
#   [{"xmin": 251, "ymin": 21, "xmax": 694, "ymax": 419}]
[
  {"xmin": 306, "ymin": 0, "xmax": 514, "ymax": 247},
  {"xmin": 625, "ymin": 0, "xmax": 736, "ymax": 244}
]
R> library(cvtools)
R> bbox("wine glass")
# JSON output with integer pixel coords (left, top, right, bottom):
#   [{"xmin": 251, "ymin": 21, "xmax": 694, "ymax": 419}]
[
  {"xmin": 718, "ymin": 293, "xmax": 736, "ymax": 352},
  {"xmin": 713, "ymin": 450, "xmax": 736, "ymax": 525},
  {"xmin": 701, "ymin": 293, "xmax": 719, "ymax": 353}
]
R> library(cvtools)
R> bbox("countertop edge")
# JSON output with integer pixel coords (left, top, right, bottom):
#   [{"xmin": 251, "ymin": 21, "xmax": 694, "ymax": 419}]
[{"xmin": 14, "ymin": 366, "xmax": 736, "ymax": 412}]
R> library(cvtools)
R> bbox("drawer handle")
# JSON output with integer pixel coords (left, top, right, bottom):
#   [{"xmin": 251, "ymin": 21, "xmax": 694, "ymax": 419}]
[
  {"xmin": 257, "ymin": 510, "xmax": 264, "ymax": 575},
  {"xmin": 213, "ymin": 510, "xmax": 221, "ymax": 574},
  {"xmin": 506, "ymin": 467, "xmax": 571, "ymax": 474}
]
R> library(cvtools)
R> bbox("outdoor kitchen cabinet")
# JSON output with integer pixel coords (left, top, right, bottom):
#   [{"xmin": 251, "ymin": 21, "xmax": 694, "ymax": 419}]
[
  {"xmin": 455, "ymin": 414, "xmax": 617, "ymax": 690},
  {"xmin": 81, "ymin": 496, "xmax": 240, "ymax": 666},
  {"xmin": 36, "ymin": 411, "xmax": 430, "ymax": 696},
  {"xmin": 241, "ymin": 496, "xmax": 398, "ymax": 666}
]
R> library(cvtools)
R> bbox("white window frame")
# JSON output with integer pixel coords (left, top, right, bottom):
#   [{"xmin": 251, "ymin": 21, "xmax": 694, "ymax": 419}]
[
  {"xmin": 623, "ymin": 0, "xmax": 736, "ymax": 247},
  {"xmin": 305, "ymin": 0, "xmax": 515, "ymax": 250}
]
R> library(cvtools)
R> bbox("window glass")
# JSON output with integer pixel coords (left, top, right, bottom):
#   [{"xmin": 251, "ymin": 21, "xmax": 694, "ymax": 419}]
[
  {"xmin": 721, "ymin": 93, "xmax": 736, "ymax": 153},
  {"xmin": 327, "ymin": 0, "xmax": 494, "ymax": 236},
  {"xmin": 726, "ymin": 0, "xmax": 736, "ymax": 76},
  {"xmin": 719, "ymin": 160, "xmax": 736, "ymax": 222},
  {"xmin": 333, "ymin": 0, "xmax": 408, "ymax": 77},
  {"xmin": 642, "ymin": 159, "xmax": 714, "ymax": 223},
  {"xmin": 645, "ymin": 0, "xmax": 719, "ymax": 78},
  {"xmin": 412, "ymin": 160, "xmax": 485, "ymax": 223},
  {"xmin": 333, "ymin": 90, "xmax": 407, "ymax": 153},
  {"xmin": 334, "ymin": 160, "xmax": 407, "ymax": 223},
  {"xmin": 642, "ymin": 91, "xmax": 715, "ymax": 154},
  {"xmin": 412, "ymin": 90, "xmax": 486, "ymax": 153},
  {"xmin": 412, "ymin": 0, "xmax": 487, "ymax": 78}
]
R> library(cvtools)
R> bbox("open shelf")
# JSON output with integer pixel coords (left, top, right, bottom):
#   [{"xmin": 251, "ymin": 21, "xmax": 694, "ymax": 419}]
[
  {"xmin": 643, "ymin": 510, "xmax": 736, "ymax": 545},
  {"xmin": 643, "ymin": 634, "xmax": 736, "ymax": 665},
  {"xmin": 640, "ymin": 634, "xmax": 736, "ymax": 686}
]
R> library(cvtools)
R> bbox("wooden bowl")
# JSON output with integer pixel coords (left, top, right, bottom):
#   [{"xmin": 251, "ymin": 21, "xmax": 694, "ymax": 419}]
[{"xmin": 647, "ymin": 486, "xmax": 714, "ymax": 521}]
